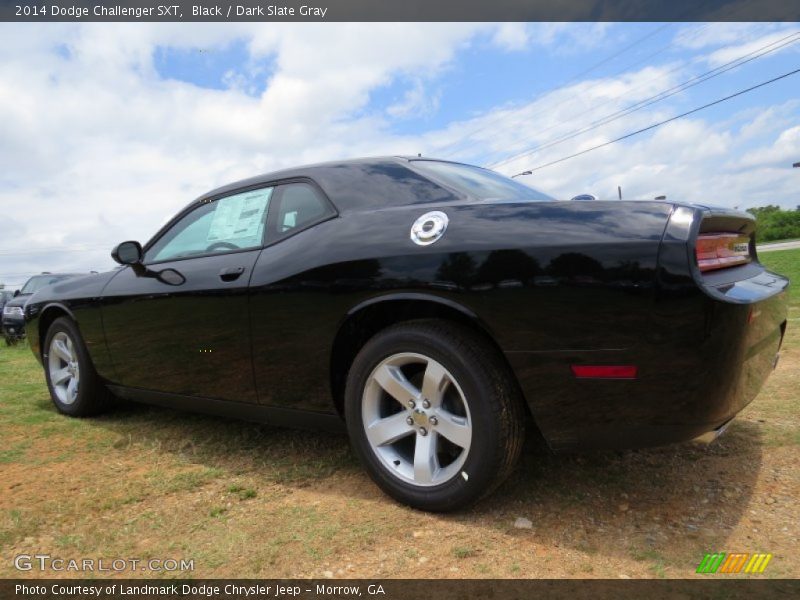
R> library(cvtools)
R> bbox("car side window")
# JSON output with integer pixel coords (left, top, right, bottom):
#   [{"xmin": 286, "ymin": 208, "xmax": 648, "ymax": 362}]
[
  {"xmin": 146, "ymin": 187, "xmax": 273, "ymax": 263},
  {"xmin": 272, "ymin": 183, "xmax": 334, "ymax": 238}
]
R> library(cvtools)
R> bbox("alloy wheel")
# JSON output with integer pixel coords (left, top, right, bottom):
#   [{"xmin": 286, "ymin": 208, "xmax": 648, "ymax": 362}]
[
  {"xmin": 48, "ymin": 331, "xmax": 80, "ymax": 405},
  {"xmin": 361, "ymin": 352, "xmax": 472, "ymax": 487}
]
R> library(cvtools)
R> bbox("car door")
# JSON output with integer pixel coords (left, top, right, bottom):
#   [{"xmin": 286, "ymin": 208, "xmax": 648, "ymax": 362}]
[
  {"xmin": 101, "ymin": 186, "xmax": 274, "ymax": 402},
  {"xmin": 247, "ymin": 181, "xmax": 339, "ymax": 411}
]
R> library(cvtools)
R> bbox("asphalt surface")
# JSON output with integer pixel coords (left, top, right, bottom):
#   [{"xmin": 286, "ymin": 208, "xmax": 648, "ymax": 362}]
[{"xmin": 757, "ymin": 240, "xmax": 800, "ymax": 253}]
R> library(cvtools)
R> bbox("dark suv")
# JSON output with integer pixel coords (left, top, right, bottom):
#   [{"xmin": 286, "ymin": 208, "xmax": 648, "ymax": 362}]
[
  {"xmin": 0, "ymin": 290, "xmax": 13, "ymax": 315},
  {"xmin": 3, "ymin": 273, "xmax": 82, "ymax": 345}
]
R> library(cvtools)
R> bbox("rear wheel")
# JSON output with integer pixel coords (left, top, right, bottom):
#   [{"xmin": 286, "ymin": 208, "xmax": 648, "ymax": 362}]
[
  {"xmin": 44, "ymin": 317, "xmax": 111, "ymax": 417},
  {"xmin": 345, "ymin": 320, "xmax": 525, "ymax": 511}
]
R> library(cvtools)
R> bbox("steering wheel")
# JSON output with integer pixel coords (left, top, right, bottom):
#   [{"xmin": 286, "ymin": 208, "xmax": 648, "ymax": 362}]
[{"xmin": 206, "ymin": 241, "xmax": 240, "ymax": 252}]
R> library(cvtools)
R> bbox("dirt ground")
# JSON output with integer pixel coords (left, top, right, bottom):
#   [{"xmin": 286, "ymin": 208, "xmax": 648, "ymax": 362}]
[
  {"xmin": 1, "ymin": 249, "xmax": 798, "ymax": 579},
  {"xmin": 0, "ymin": 324, "xmax": 796, "ymax": 579}
]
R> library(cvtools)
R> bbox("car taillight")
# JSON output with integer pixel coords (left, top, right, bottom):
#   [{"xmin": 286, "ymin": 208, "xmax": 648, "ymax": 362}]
[{"xmin": 695, "ymin": 233, "xmax": 751, "ymax": 272}]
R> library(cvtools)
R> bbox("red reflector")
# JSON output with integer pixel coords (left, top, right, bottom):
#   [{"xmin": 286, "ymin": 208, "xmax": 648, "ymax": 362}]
[
  {"xmin": 571, "ymin": 365, "xmax": 638, "ymax": 379},
  {"xmin": 696, "ymin": 232, "xmax": 751, "ymax": 272}
]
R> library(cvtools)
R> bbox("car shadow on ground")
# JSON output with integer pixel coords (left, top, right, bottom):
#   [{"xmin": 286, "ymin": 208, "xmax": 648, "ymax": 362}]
[
  {"xmin": 80, "ymin": 397, "xmax": 760, "ymax": 570},
  {"xmin": 474, "ymin": 421, "xmax": 762, "ymax": 564}
]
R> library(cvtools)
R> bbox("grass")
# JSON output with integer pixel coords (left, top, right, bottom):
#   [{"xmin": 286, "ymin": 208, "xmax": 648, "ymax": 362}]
[
  {"xmin": 452, "ymin": 546, "xmax": 478, "ymax": 559},
  {"xmin": 0, "ymin": 249, "xmax": 796, "ymax": 578},
  {"xmin": 760, "ymin": 247, "xmax": 800, "ymax": 294}
]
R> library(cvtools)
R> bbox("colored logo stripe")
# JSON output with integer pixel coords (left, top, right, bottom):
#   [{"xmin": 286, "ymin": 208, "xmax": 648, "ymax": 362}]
[
  {"xmin": 744, "ymin": 553, "xmax": 772, "ymax": 573},
  {"xmin": 697, "ymin": 553, "xmax": 772, "ymax": 574},
  {"xmin": 697, "ymin": 553, "xmax": 725, "ymax": 573},
  {"xmin": 720, "ymin": 553, "xmax": 748, "ymax": 573}
]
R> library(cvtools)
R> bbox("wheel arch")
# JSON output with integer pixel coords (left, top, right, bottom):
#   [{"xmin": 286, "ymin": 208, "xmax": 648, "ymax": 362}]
[
  {"xmin": 37, "ymin": 303, "xmax": 76, "ymax": 358},
  {"xmin": 329, "ymin": 293, "xmax": 528, "ymax": 419}
]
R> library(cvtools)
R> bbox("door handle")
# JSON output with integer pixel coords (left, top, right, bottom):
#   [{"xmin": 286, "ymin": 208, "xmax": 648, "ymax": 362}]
[{"xmin": 219, "ymin": 266, "xmax": 245, "ymax": 282}]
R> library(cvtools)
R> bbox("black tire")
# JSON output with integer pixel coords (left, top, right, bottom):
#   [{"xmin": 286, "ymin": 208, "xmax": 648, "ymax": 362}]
[
  {"xmin": 43, "ymin": 317, "xmax": 112, "ymax": 417},
  {"xmin": 5, "ymin": 335, "xmax": 18, "ymax": 346},
  {"xmin": 345, "ymin": 319, "xmax": 525, "ymax": 512}
]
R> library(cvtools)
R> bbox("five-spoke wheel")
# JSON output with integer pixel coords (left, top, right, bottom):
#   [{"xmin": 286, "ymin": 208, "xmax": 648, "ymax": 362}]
[
  {"xmin": 346, "ymin": 320, "xmax": 525, "ymax": 512},
  {"xmin": 363, "ymin": 352, "xmax": 472, "ymax": 486},
  {"xmin": 48, "ymin": 331, "xmax": 80, "ymax": 405},
  {"xmin": 44, "ymin": 317, "xmax": 111, "ymax": 416}
]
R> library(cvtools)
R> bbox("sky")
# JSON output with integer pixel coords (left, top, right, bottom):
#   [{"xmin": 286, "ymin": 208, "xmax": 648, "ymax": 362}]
[{"xmin": 1, "ymin": 22, "xmax": 799, "ymax": 288}]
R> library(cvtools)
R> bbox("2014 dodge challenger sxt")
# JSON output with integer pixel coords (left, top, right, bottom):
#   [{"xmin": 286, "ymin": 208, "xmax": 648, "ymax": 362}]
[{"xmin": 25, "ymin": 157, "xmax": 788, "ymax": 511}]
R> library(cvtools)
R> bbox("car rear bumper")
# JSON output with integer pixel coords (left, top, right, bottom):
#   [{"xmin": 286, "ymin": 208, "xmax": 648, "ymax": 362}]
[{"xmin": 508, "ymin": 266, "xmax": 788, "ymax": 452}]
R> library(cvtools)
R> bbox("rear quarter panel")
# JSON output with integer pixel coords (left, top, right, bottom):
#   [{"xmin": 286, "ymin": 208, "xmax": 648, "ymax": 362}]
[{"xmin": 247, "ymin": 200, "xmax": 674, "ymax": 424}]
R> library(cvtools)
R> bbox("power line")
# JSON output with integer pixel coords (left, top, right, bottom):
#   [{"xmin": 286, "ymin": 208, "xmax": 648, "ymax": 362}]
[
  {"xmin": 0, "ymin": 246, "xmax": 112, "ymax": 256},
  {"xmin": 490, "ymin": 30, "xmax": 800, "ymax": 171},
  {"xmin": 483, "ymin": 24, "xmax": 786, "ymax": 165},
  {"xmin": 441, "ymin": 25, "xmax": 729, "ymax": 160},
  {"xmin": 436, "ymin": 23, "xmax": 676, "ymax": 158},
  {"xmin": 511, "ymin": 66, "xmax": 800, "ymax": 176}
]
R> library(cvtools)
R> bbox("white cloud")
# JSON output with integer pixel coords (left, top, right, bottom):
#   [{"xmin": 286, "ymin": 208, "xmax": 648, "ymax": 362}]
[
  {"xmin": 432, "ymin": 63, "xmax": 684, "ymax": 166},
  {"xmin": 704, "ymin": 29, "xmax": 800, "ymax": 68},
  {"xmin": 528, "ymin": 23, "xmax": 612, "ymax": 53},
  {"xmin": 386, "ymin": 79, "xmax": 441, "ymax": 119},
  {"xmin": 730, "ymin": 100, "xmax": 800, "ymax": 142},
  {"xmin": 735, "ymin": 125, "xmax": 800, "ymax": 169},
  {"xmin": 674, "ymin": 23, "xmax": 783, "ymax": 51},
  {"xmin": 423, "ymin": 58, "xmax": 799, "ymax": 212},
  {"xmin": 491, "ymin": 23, "xmax": 531, "ymax": 51},
  {"xmin": 0, "ymin": 22, "xmax": 492, "ymax": 283},
  {"xmin": 0, "ymin": 22, "xmax": 798, "ymax": 287}
]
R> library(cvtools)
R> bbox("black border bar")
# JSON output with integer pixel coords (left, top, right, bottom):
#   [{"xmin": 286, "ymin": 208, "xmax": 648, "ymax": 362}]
[
  {"xmin": 3, "ymin": 579, "xmax": 800, "ymax": 600},
  {"xmin": 2, "ymin": 0, "xmax": 800, "ymax": 22}
]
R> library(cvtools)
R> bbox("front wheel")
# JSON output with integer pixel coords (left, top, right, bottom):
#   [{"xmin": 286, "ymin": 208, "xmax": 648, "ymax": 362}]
[
  {"xmin": 345, "ymin": 320, "xmax": 525, "ymax": 512},
  {"xmin": 43, "ymin": 317, "xmax": 111, "ymax": 417}
]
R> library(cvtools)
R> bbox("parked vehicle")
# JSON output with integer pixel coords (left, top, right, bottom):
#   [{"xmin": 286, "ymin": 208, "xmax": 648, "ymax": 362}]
[
  {"xmin": 23, "ymin": 157, "xmax": 789, "ymax": 511},
  {"xmin": 0, "ymin": 289, "xmax": 13, "ymax": 340},
  {"xmin": 0, "ymin": 290, "xmax": 12, "ymax": 313},
  {"xmin": 3, "ymin": 274, "xmax": 82, "ymax": 345}
]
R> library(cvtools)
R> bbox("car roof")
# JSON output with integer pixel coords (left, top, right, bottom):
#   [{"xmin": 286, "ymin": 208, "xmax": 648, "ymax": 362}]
[{"xmin": 194, "ymin": 156, "xmax": 471, "ymax": 213}]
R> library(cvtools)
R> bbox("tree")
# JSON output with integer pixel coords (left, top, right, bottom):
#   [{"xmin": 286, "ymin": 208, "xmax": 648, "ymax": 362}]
[{"xmin": 746, "ymin": 206, "xmax": 800, "ymax": 242}]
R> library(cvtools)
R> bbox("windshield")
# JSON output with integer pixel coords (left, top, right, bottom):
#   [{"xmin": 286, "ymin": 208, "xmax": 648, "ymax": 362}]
[
  {"xmin": 20, "ymin": 275, "xmax": 70, "ymax": 295},
  {"xmin": 410, "ymin": 160, "xmax": 554, "ymax": 201}
]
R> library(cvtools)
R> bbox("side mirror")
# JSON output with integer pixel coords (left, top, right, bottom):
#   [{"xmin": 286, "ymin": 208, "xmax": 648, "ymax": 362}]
[
  {"xmin": 111, "ymin": 241, "xmax": 143, "ymax": 265},
  {"xmin": 13, "ymin": 289, "xmax": 20, "ymax": 297}
]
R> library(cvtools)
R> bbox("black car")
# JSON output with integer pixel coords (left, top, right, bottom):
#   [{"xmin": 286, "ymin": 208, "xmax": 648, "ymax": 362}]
[
  {"xmin": 24, "ymin": 157, "xmax": 788, "ymax": 511},
  {"xmin": 0, "ymin": 290, "xmax": 12, "ymax": 312},
  {"xmin": 3, "ymin": 273, "xmax": 83, "ymax": 345},
  {"xmin": 0, "ymin": 289, "xmax": 13, "ymax": 336}
]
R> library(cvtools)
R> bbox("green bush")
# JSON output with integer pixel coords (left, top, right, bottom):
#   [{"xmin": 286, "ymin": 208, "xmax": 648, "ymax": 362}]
[{"xmin": 747, "ymin": 205, "xmax": 800, "ymax": 242}]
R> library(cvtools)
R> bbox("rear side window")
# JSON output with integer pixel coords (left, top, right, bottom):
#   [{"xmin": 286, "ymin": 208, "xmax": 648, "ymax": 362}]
[
  {"xmin": 271, "ymin": 182, "xmax": 335, "ymax": 238},
  {"xmin": 410, "ymin": 160, "xmax": 553, "ymax": 201}
]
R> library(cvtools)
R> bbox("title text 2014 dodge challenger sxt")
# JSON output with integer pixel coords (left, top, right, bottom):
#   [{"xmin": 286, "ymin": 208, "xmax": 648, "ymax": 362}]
[{"xmin": 24, "ymin": 157, "xmax": 788, "ymax": 511}]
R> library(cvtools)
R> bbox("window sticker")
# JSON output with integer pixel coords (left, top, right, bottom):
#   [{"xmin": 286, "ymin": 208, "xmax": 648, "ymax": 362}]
[{"xmin": 207, "ymin": 188, "xmax": 271, "ymax": 242}]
